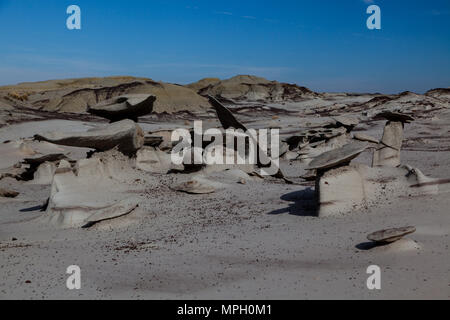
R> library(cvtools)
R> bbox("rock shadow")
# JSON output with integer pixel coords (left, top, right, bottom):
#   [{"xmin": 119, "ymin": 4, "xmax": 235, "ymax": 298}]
[{"xmin": 268, "ymin": 187, "xmax": 318, "ymax": 217}]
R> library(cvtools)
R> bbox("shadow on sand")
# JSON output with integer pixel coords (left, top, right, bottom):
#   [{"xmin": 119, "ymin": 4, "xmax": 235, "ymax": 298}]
[{"xmin": 268, "ymin": 187, "xmax": 318, "ymax": 217}]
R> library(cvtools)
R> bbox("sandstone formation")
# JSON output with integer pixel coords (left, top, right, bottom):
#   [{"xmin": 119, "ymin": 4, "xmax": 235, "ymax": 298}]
[
  {"xmin": 87, "ymin": 94, "xmax": 156, "ymax": 122},
  {"xmin": 196, "ymin": 75, "xmax": 317, "ymax": 102},
  {"xmin": 41, "ymin": 150, "xmax": 141, "ymax": 228},
  {"xmin": 0, "ymin": 76, "xmax": 210, "ymax": 114},
  {"xmin": 34, "ymin": 119, "xmax": 144, "ymax": 155}
]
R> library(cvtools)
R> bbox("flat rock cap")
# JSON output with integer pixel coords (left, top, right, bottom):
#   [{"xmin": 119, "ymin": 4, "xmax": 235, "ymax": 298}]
[
  {"xmin": 367, "ymin": 226, "xmax": 416, "ymax": 243},
  {"xmin": 306, "ymin": 141, "xmax": 369, "ymax": 170},
  {"xmin": 374, "ymin": 111, "xmax": 415, "ymax": 123}
]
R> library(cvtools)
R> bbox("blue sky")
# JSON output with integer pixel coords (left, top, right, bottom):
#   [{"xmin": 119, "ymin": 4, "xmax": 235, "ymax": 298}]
[{"xmin": 0, "ymin": 0, "xmax": 449, "ymax": 93}]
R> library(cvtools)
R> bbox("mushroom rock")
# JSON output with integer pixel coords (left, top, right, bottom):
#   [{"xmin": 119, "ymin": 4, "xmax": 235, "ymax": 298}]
[
  {"xmin": 315, "ymin": 165, "xmax": 367, "ymax": 217},
  {"xmin": 373, "ymin": 111, "xmax": 414, "ymax": 124},
  {"xmin": 367, "ymin": 226, "xmax": 416, "ymax": 244},
  {"xmin": 34, "ymin": 119, "xmax": 144, "ymax": 156},
  {"xmin": 315, "ymin": 163, "xmax": 448, "ymax": 217},
  {"xmin": 372, "ymin": 112, "xmax": 414, "ymax": 167},
  {"xmin": 372, "ymin": 121, "xmax": 404, "ymax": 167},
  {"xmin": 307, "ymin": 142, "xmax": 369, "ymax": 171},
  {"xmin": 40, "ymin": 150, "xmax": 142, "ymax": 228},
  {"xmin": 87, "ymin": 94, "xmax": 156, "ymax": 122}
]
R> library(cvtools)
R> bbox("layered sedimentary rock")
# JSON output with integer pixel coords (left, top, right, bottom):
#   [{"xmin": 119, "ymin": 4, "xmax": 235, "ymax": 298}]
[
  {"xmin": 0, "ymin": 76, "xmax": 210, "ymax": 114},
  {"xmin": 34, "ymin": 119, "xmax": 144, "ymax": 155},
  {"xmin": 41, "ymin": 150, "xmax": 141, "ymax": 228},
  {"xmin": 196, "ymin": 75, "xmax": 317, "ymax": 102}
]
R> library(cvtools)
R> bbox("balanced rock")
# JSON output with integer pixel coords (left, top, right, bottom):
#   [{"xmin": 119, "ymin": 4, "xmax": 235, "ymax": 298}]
[
  {"xmin": 87, "ymin": 94, "xmax": 156, "ymax": 122},
  {"xmin": 374, "ymin": 111, "xmax": 414, "ymax": 123},
  {"xmin": 34, "ymin": 119, "xmax": 144, "ymax": 155},
  {"xmin": 315, "ymin": 163, "xmax": 447, "ymax": 217},
  {"xmin": 372, "ymin": 121, "xmax": 403, "ymax": 167},
  {"xmin": 307, "ymin": 142, "xmax": 369, "ymax": 171},
  {"xmin": 367, "ymin": 226, "xmax": 416, "ymax": 244}
]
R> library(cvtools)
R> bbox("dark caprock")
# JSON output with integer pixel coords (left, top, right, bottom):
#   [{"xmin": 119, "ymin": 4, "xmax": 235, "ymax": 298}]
[{"xmin": 87, "ymin": 94, "xmax": 156, "ymax": 123}]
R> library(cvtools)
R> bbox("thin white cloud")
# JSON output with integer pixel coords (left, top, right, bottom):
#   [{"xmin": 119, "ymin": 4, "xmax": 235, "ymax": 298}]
[{"xmin": 214, "ymin": 11, "xmax": 233, "ymax": 16}]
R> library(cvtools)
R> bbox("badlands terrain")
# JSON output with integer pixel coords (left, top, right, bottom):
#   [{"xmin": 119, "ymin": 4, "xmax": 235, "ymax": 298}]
[{"xmin": 0, "ymin": 75, "xmax": 449, "ymax": 299}]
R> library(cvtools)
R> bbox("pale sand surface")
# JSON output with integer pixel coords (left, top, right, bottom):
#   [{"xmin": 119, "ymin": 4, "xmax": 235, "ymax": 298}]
[{"xmin": 0, "ymin": 79, "xmax": 449, "ymax": 300}]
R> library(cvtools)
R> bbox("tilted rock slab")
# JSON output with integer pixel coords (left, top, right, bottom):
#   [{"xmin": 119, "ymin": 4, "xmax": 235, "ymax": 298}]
[
  {"xmin": 307, "ymin": 141, "xmax": 369, "ymax": 171},
  {"xmin": 34, "ymin": 119, "xmax": 144, "ymax": 155},
  {"xmin": 208, "ymin": 95, "xmax": 289, "ymax": 182}
]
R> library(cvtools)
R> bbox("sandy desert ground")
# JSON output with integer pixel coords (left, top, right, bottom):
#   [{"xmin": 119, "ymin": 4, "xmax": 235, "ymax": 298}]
[{"xmin": 0, "ymin": 75, "xmax": 449, "ymax": 299}]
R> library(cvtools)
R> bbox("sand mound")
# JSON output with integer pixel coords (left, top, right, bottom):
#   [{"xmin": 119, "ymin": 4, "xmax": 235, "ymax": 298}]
[
  {"xmin": 425, "ymin": 87, "xmax": 450, "ymax": 102},
  {"xmin": 354, "ymin": 91, "xmax": 450, "ymax": 118},
  {"xmin": 186, "ymin": 78, "xmax": 221, "ymax": 91},
  {"xmin": 0, "ymin": 76, "xmax": 210, "ymax": 114},
  {"xmin": 194, "ymin": 75, "xmax": 317, "ymax": 102}
]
